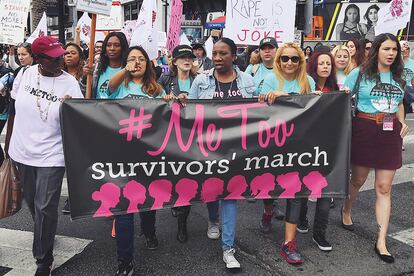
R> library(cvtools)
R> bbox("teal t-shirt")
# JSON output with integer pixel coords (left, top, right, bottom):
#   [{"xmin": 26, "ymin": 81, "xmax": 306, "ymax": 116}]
[
  {"xmin": 96, "ymin": 66, "xmax": 122, "ymax": 99},
  {"xmin": 110, "ymin": 81, "xmax": 165, "ymax": 99},
  {"xmin": 260, "ymin": 73, "xmax": 316, "ymax": 94},
  {"xmin": 245, "ymin": 63, "xmax": 273, "ymax": 93},
  {"xmin": 178, "ymin": 78, "xmax": 191, "ymax": 93},
  {"xmin": 336, "ymin": 70, "xmax": 347, "ymax": 90},
  {"xmin": 403, "ymin": 58, "xmax": 414, "ymax": 87},
  {"xmin": 344, "ymin": 67, "xmax": 404, "ymax": 114}
]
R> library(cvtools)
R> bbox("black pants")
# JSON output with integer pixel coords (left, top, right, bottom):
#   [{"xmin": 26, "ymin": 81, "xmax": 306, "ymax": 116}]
[
  {"xmin": 173, "ymin": 206, "xmax": 191, "ymax": 222},
  {"xmin": 299, "ymin": 198, "xmax": 331, "ymax": 234}
]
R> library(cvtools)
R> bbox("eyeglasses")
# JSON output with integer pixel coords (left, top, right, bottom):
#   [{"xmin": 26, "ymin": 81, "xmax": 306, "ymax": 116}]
[
  {"xmin": 127, "ymin": 57, "xmax": 147, "ymax": 64},
  {"xmin": 280, "ymin": 55, "xmax": 300, "ymax": 63}
]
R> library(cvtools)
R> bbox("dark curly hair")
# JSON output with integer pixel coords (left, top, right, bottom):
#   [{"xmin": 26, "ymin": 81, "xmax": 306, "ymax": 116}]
[{"xmin": 361, "ymin": 33, "xmax": 405, "ymax": 89}]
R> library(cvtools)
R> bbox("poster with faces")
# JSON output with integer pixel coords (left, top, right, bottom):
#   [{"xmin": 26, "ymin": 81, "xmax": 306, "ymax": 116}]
[{"xmin": 333, "ymin": 3, "xmax": 388, "ymax": 41}]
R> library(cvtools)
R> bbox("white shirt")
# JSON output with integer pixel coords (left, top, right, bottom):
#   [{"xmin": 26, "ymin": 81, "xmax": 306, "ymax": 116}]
[{"xmin": 10, "ymin": 65, "xmax": 84, "ymax": 167}]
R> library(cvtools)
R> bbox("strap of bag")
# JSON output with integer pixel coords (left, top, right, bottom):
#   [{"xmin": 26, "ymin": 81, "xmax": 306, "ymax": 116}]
[
  {"xmin": 351, "ymin": 70, "xmax": 363, "ymax": 116},
  {"xmin": 251, "ymin": 64, "xmax": 260, "ymax": 77}
]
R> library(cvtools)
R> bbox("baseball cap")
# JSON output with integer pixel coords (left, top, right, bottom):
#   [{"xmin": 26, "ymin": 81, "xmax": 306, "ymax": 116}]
[
  {"xmin": 32, "ymin": 36, "xmax": 66, "ymax": 58},
  {"xmin": 173, "ymin": 45, "xmax": 196, "ymax": 59},
  {"xmin": 259, "ymin": 37, "xmax": 278, "ymax": 49}
]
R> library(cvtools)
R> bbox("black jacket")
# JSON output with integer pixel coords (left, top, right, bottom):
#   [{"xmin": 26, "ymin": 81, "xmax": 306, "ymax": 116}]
[{"xmin": 157, "ymin": 72, "xmax": 195, "ymax": 96}]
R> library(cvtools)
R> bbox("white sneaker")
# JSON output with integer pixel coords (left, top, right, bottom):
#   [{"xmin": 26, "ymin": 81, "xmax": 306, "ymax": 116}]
[
  {"xmin": 207, "ymin": 221, "xmax": 220, "ymax": 239},
  {"xmin": 223, "ymin": 248, "xmax": 241, "ymax": 269}
]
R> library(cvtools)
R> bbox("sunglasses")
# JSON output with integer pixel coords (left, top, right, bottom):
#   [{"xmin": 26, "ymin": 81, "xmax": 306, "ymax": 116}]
[{"xmin": 280, "ymin": 55, "xmax": 300, "ymax": 63}]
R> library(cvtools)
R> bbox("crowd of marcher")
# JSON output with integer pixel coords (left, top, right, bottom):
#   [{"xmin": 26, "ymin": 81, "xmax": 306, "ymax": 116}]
[{"xmin": 0, "ymin": 31, "xmax": 412, "ymax": 276}]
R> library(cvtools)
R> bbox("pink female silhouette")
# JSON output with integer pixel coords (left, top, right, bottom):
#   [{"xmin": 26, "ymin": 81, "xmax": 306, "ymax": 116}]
[
  {"xmin": 201, "ymin": 177, "xmax": 224, "ymax": 203},
  {"xmin": 92, "ymin": 182, "xmax": 121, "ymax": 218},
  {"xmin": 249, "ymin": 173, "xmax": 276, "ymax": 199},
  {"xmin": 174, "ymin": 178, "xmax": 198, "ymax": 207},
  {"xmin": 276, "ymin": 172, "xmax": 302, "ymax": 198},
  {"xmin": 225, "ymin": 175, "xmax": 247, "ymax": 200},
  {"xmin": 148, "ymin": 179, "xmax": 173, "ymax": 210},
  {"xmin": 302, "ymin": 171, "xmax": 328, "ymax": 199},
  {"xmin": 123, "ymin": 180, "xmax": 147, "ymax": 213}
]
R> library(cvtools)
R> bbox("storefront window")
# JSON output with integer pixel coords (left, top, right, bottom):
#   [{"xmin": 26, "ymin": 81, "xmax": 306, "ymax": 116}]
[{"xmin": 123, "ymin": 1, "xmax": 141, "ymax": 21}]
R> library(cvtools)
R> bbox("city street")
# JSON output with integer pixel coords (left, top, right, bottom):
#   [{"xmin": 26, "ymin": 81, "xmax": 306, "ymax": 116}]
[{"xmin": 1, "ymin": 114, "xmax": 414, "ymax": 276}]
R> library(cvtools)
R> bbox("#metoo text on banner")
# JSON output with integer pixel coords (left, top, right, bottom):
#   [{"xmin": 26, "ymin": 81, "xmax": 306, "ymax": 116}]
[
  {"xmin": 61, "ymin": 93, "xmax": 351, "ymax": 219},
  {"xmin": 223, "ymin": 0, "xmax": 296, "ymax": 45}
]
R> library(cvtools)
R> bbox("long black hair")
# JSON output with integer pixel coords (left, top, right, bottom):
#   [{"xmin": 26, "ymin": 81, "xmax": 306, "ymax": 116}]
[
  {"xmin": 97, "ymin": 32, "xmax": 129, "ymax": 75},
  {"xmin": 343, "ymin": 4, "xmax": 361, "ymax": 24},
  {"xmin": 364, "ymin": 4, "xmax": 379, "ymax": 30},
  {"xmin": 361, "ymin": 33, "xmax": 405, "ymax": 88}
]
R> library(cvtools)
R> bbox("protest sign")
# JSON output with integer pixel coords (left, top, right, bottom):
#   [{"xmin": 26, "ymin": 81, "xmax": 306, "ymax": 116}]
[
  {"xmin": 0, "ymin": 0, "xmax": 31, "ymax": 45},
  {"xmin": 61, "ymin": 93, "xmax": 351, "ymax": 219},
  {"xmin": 375, "ymin": 0, "xmax": 412, "ymax": 35},
  {"xmin": 76, "ymin": 0, "xmax": 112, "ymax": 16},
  {"xmin": 26, "ymin": 12, "xmax": 47, "ymax": 44},
  {"xmin": 165, "ymin": 0, "xmax": 183, "ymax": 53},
  {"xmin": 96, "ymin": 2, "xmax": 122, "ymax": 31},
  {"xmin": 130, "ymin": 0, "xmax": 159, "ymax": 60},
  {"xmin": 223, "ymin": 0, "xmax": 296, "ymax": 45}
]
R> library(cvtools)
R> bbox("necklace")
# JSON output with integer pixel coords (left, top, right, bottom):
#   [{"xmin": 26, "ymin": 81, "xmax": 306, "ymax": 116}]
[
  {"xmin": 215, "ymin": 71, "xmax": 235, "ymax": 97},
  {"xmin": 36, "ymin": 70, "xmax": 56, "ymax": 122}
]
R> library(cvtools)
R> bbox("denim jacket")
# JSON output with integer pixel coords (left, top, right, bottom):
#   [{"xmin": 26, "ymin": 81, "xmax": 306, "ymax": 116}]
[{"xmin": 188, "ymin": 66, "xmax": 257, "ymax": 99}]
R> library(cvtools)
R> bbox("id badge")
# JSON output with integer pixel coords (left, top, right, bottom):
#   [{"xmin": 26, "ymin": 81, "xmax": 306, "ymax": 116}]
[{"xmin": 383, "ymin": 114, "xmax": 394, "ymax": 131}]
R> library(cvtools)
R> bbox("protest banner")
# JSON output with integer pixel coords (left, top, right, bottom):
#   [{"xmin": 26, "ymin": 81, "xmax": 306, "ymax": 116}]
[
  {"xmin": 375, "ymin": 0, "xmax": 412, "ymax": 36},
  {"xmin": 223, "ymin": 0, "xmax": 296, "ymax": 45},
  {"xmin": 61, "ymin": 93, "xmax": 351, "ymax": 219},
  {"xmin": 0, "ymin": 0, "xmax": 31, "ymax": 45},
  {"xmin": 165, "ymin": 0, "xmax": 183, "ymax": 53},
  {"xmin": 96, "ymin": 1, "xmax": 123, "ymax": 31},
  {"xmin": 26, "ymin": 12, "xmax": 47, "ymax": 44}
]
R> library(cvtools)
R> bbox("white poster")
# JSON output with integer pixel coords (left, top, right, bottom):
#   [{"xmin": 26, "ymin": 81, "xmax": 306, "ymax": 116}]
[
  {"xmin": 223, "ymin": 0, "xmax": 296, "ymax": 45},
  {"xmin": 0, "ymin": 0, "xmax": 31, "ymax": 45},
  {"xmin": 129, "ymin": 0, "xmax": 159, "ymax": 60},
  {"xmin": 76, "ymin": 0, "xmax": 112, "ymax": 16},
  {"xmin": 375, "ymin": 0, "xmax": 412, "ymax": 36},
  {"xmin": 96, "ymin": 4, "xmax": 123, "ymax": 31},
  {"xmin": 77, "ymin": 12, "xmax": 92, "ymax": 44}
]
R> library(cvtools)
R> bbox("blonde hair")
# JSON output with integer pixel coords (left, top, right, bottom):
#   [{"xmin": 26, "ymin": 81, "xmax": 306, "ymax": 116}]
[
  {"xmin": 273, "ymin": 43, "xmax": 310, "ymax": 94},
  {"xmin": 331, "ymin": 45, "xmax": 352, "ymax": 75}
]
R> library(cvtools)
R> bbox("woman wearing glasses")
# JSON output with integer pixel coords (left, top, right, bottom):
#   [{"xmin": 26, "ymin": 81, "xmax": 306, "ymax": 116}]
[
  {"xmin": 260, "ymin": 42, "xmax": 315, "ymax": 264},
  {"xmin": 342, "ymin": 33, "xmax": 409, "ymax": 264},
  {"xmin": 108, "ymin": 46, "xmax": 173, "ymax": 276}
]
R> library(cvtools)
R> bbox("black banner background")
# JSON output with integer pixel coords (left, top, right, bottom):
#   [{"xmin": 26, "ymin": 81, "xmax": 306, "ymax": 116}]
[{"xmin": 61, "ymin": 93, "xmax": 351, "ymax": 219}]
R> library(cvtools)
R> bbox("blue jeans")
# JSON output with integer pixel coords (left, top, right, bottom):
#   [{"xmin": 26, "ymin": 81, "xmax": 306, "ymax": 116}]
[
  {"xmin": 115, "ymin": 211, "xmax": 156, "ymax": 261},
  {"xmin": 221, "ymin": 200, "xmax": 237, "ymax": 251},
  {"xmin": 207, "ymin": 201, "xmax": 219, "ymax": 223}
]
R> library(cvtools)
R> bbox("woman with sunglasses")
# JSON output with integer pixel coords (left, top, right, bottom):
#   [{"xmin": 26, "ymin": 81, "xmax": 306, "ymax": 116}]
[
  {"xmin": 331, "ymin": 45, "xmax": 352, "ymax": 89},
  {"xmin": 187, "ymin": 37, "xmax": 257, "ymax": 269},
  {"xmin": 7, "ymin": 36, "xmax": 83, "ymax": 276},
  {"xmin": 82, "ymin": 32, "xmax": 129, "ymax": 99},
  {"xmin": 260, "ymin": 42, "xmax": 315, "ymax": 264},
  {"xmin": 107, "ymin": 46, "xmax": 172, "ymax": 276},
  {"xmin": 342, "ymin": 33, "xmax": 409, "ymax": 264}
]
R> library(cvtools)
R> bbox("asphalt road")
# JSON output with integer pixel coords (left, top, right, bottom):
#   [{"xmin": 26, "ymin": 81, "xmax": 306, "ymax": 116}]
[{"xmin": 1, "ymin": 114, "xmax": 414, "ymax": 276}]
